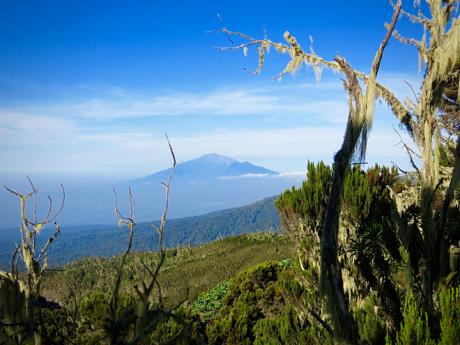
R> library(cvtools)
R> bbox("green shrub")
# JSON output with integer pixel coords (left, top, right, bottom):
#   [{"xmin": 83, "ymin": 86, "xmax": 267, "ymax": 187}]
[
  {"xmin": 76, "ymin": 291, "xmax": 136, "ymax": 344},
  {"xmin": 146, "ymin": 308, "xmax": 205, "ymax": 345},
  {"xmin": 253, "ymin": 304, "xmax": 333, "ymax": 345},
  {"xmin": 277, "ymin": 162, "xmax": 402, "ymax": 326},
  {"xmin": 355, "ymin": 296, "xmax": 386, "ymax": 344},
  {"xmin": 192, "ymin": 279, "xmax": 234, "ymax": 322},
  {"xmin": 206, "ymin": 261, "xmax": 287, "ymax": 345},
  {"xmin": 205, "ymin": 260, "xmax": 332, "ymax": 345},
  {"xmin": 438, "ymin": 286, "xmax": 460, "ymax": 345},
  {"xmin": 36, "ymin": 308, "xmax": 75, "ymax": 345},
  {"xmin": 386, "ymin": 292, "xmax": 434, "ymax": 345}
]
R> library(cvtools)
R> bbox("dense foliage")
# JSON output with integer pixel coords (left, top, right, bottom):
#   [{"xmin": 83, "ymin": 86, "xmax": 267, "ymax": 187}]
[{"xmin": 275, "ymin": 161, "xmax": 460, "ymax": 344}]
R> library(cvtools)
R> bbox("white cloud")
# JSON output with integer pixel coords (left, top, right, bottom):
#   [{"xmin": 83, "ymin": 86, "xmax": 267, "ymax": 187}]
[
  {"xmin": 0, "ymin": 84, "xmax": 348, "ymax": 123},
  {"xmin": 278, "ymin": 171, "xmax": 306, "ymax": 178},
  {"xmin": 217, "ymin": 172, "xmax": 307, "ymax": 180},
  {"xmin": 0, "ymin": 111, "xmax": 79, "ymax": 148},
  {"xmin": 217, "ymin": 173, "xmax": 274, "ymax": 180},
  {"xmin": 0, "ymin": 114, "xmax": 410, "ymax": 175},
  {"xmin": 0, "ymin": 78, "xmax": 419, "ymax": 176},
  {"xmin": 1, "ymin": 72, "xmax": 420, "ymax": 124}
]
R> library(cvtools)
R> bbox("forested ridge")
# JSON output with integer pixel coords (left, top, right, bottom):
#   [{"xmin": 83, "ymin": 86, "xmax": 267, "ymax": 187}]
[{"xmin": 0, "ymin": 196, "xmax": 279, "ymax": 269}]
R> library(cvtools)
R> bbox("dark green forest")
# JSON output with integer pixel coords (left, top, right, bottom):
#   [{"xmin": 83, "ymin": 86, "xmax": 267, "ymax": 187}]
[
  {"xmin": 1, "ymin": 0, "xmax": 460, "ymax": 344},
  {"xmin": 0, "ymin": 196, "xmax": 279, "ymax": 269}
]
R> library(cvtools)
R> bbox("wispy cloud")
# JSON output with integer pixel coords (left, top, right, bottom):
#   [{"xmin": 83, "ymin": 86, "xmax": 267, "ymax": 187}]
[
  {"xmin": 1, "ymin": 71, "xmax": 420, "ymax": 122},
  {"xmin": 217, "ymin": 172, "xmax": 306, "ymax": 180},
  {"xmin": 0, "ymin": 115, "xmax": 413, "ymax": 176},
  {"xmin": 217, "ymin": 173, "xmax": 274, "ymax": 180},
  {"xmin": 0, "ymin": 76, "xmax": 418, "ymax": 176},
  {"xmin": 0, "ymin": 83, "xmax": 349, "ymax": 122}
]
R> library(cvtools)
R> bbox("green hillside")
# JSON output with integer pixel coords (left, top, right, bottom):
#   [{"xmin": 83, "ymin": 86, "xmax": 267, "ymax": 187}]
[{"xmin": 41, "ymin": 232, "xmax": 294, "ymax": 308}]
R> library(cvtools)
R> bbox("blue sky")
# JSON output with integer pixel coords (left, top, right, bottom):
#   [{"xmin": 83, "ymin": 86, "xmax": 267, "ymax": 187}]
[{"xmin": 0, "ymin": 1, "xmax": 424, "ymax": 180}]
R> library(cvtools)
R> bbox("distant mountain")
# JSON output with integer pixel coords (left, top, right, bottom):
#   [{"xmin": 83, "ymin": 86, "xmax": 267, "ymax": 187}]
[
  {"xmin": 0, "ymin": 196, "xmax": 280, "ymax": 268},
  {"xmin": 133, "ymin": 153, "xmax": 278, "ymax": 183},
  {"xmin": 0, "ymin": 153, "xmax": 302, "ymax": 228}
]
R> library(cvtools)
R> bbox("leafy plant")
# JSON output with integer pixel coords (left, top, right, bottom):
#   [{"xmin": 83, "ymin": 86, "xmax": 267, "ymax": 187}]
[
  {"xmin": 192, "ymin": 279, "xmax": 233, "ymax": 322},
  {"xmin": 386, "ymin": 292, "xmax": 434, "ymax": 345}
]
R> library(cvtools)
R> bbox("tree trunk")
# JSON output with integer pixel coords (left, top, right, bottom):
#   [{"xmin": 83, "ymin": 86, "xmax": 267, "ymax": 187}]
[{"xmin": 320, "ymin": 127, "xmax": 358, "ymax": 344}]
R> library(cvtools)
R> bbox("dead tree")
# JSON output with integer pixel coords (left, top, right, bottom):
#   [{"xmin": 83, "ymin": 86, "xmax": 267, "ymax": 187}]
[
  {"xmin": 108, "ymin": 134, "xmax": 177, "ymax": 345},
  {"xmin": 2, "ymin": 178, "xmax": 65, "ymax": 345}
]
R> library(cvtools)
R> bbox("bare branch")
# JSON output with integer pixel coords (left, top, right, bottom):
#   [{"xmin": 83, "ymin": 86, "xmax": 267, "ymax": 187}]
[
  {"xmin": 389, "ymin": 27, "xmax": 428, "ymax": 57},
  {"xmin": 37, "ymin": 222, "xmax": 62, "ymax": 263},
  {"xmin": 11, "ymin": 244, "xmax": 20, "ymax": 276},
  {"xmin": 140, "ymin": 258, "xmax": 155, "ymax": 278},
  {"xmin": 143, "ymin": 134, "xmax": 177, "ymax": 299},
  {"xmin": 33, "ymin": 195, "xmax": 53, "ymax": 227},
  {"xmin": 25, "ymin": 183, "xmax": 66, "ymax": 227},
  {"xmin": 216, "ymin": 22, "xmax": 413, "ymax": 134},
  {"xmin": 335, "ymin": 56, "xmax": 362, "ymax": 108},
  {"xmin": 4, "ymin": 185, "xmax": 33, "ymax": 199},
  {"xmin": 392, "ymin": 125, "xmax": 422, "ymax": 176},
  {"xmin": 113, "ymin": 187, "xmax": 122, "ymax": 221},
  {"xmin": 129, "ymin": 187, "xmax": 136, "ymax": 223},
  {"xmin": 46, "ymin": 184, "xmax": 66, "ymax": 223},
  {"xmin": 156, "ymin": 133, "xmax": 177, "ymax": 252},
  {"xmin": 389, "ymin": 0, "xmax": 431, "ymax": 27},
  {"xmin": 26, "ymin": 175, "xmax": 39, "ymax": 224},
  {"xmin": 155, "ymin": 277, "xmax": 164, "ymax": 308},
  {"xmin": 308, "ymin": 308, "xmax": 334, "ymax": 336},
  {"xmin": 392, "ymin": 161, "xmax": 410, "ymax": 174},
  {"xmin": 217, "ymin": 40, "xmax": 266, "ymax": 52},
  {"xmin": 404, "ymin": 80, "xmax": 420, "ymax": 102},
  {"xmin": 372, "ymin": 1, "xmax": 402, "ymax": 78},
  {"xmin": 219, "ymin": 28, "xmax": 261, "ymax": 45},
  {"xmin": 113, "ymin": 187, "xmax": 136, "ymax": 226}
]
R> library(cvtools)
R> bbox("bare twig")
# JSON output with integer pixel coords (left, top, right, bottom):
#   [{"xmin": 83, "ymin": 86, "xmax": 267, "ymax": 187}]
[
  {"xmin": 108, "ymin": 135, "xmax": 177, "ymax": 344},
  {"xmin": 308, "ymin": 308, "xmax": 334, "ymax": 336},
  {"xmin": 110, "ymin": 186, "xmax": 136, "ymax": 326},
  {"xmin": 113, "ymin": 187, "xmax": 136, "ymax": 226},
  {"xmin": 37, "ymin": 223, "xmax": 61, "ymax": 263},
  {"xmin": 216, "ymin": 11, "xmax": 413, "ymax": 134},
  {"xmin": 371, "ymin": 1, "xmax": 402, "ymax": 78},
  {"xmin": 389, "ymin": 0, "xmax": 431, "ymax": 28},
  {"xmin": 404, "ymin": 80, "xmax": 420, "ymax": 102},
  {"xmin": 154, "ymin": 133, "xmax": 177, "ymax": 254},
  {"xmin": 4, "ymin": 185, "xmax": 33, "ymax": 199},
  {"xmin": 392, "ymin": 125, "xmax": 421, "ymax": 176},
  {"xmin": 11, "ymin": 245, "xmax": 20, "ymax": 276},
  {"xmin": 46, "ymin": 184, "xmax": 66, "ymax": 223},
  {"xmin": 388, "ymin": 27, "xmax": 428, "ymax": 57},
  {"xmin": 392, "ymin": 161, "xmax": 410, "ymax": 175},
  {"xmin": 26, "ymin": 176, "xmax": 38, "ymax": 224}
]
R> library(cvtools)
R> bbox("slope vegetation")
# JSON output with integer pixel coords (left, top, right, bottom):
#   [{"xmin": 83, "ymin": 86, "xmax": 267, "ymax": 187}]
[{"xmin": 41, "ymin": 232, "xmax": 294, "ymax": 308}]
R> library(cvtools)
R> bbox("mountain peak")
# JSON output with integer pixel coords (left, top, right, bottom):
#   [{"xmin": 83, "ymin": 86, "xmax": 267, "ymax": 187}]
[
  {"xmin": 196, "ymin": 153, "xmax": 237, "ymax": 165},
  {"xmin": 133, "ymin": 153, "xmax": 278, "ymax": 183}
]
